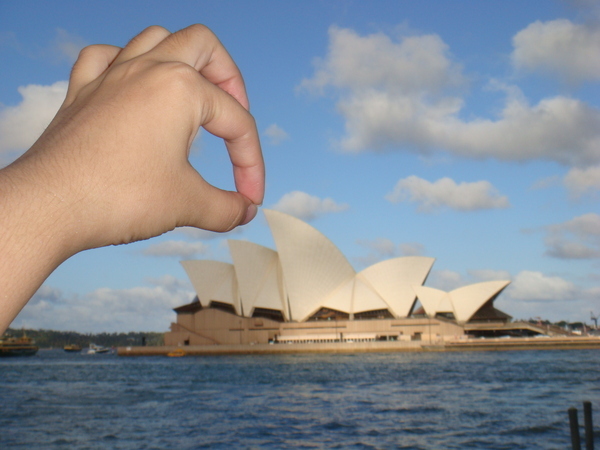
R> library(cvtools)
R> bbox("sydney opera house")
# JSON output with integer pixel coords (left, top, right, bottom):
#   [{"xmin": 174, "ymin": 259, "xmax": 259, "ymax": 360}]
[{"xmin": 162, "ymin": 209, "xmax": 534, "ymax": 348}]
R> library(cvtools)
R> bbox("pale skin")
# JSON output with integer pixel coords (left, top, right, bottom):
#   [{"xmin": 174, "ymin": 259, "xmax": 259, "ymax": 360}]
[{"xmin": 0, "ymin": 25, "xmax": 265, "ymax": 334}]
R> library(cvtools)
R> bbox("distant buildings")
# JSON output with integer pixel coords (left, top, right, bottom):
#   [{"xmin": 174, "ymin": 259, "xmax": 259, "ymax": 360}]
[{"xmin": 165, "ymin": 210, "xmax": 542, "ymax": 347}]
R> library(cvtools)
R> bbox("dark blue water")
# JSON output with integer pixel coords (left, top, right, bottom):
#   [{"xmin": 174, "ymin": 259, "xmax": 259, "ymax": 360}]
[{"xmin": 1, "ymin": 349, "xmax": 598, "ymax": 449}]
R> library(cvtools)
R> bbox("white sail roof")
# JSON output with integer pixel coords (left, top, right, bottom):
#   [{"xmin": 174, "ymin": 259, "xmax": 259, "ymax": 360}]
[
  {"xmin": 414, "ymin": 280, "xmax": 511, "ymax": 323},
  {"xmin": 180, "ymin": 260, "xmax": 240, "ymax": 315},
  {"xmin": 228, "ymin": 240, "xmax": 288, "ymax": 319},
  {"xmin": 264, "ymin": 209, "xmax": 356, "ymax": 322},
  {"xmin": 180, "ymin": 210, "xmax": 510, "ymax": 325},
  {"xmin": 359, "ymin": 257, "xmax": 435, "ymax": 318},
  {"xmin": 449, "ymin": 280, "xmax": 510, "ymax": 323}
]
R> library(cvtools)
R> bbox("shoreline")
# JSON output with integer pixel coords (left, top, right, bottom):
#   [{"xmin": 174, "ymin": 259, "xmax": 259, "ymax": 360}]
[{"xmin": 118, "ymin": 336, "xmax": 600, "ymax": 356}]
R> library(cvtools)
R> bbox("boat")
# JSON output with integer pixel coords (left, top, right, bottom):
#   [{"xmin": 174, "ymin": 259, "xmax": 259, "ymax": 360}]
[
  {"xmin": 63, "ymin": 344, "xmax": 82, "ymax": 352},
  {"xmin": 87, "ymin": 343, "xmax": 110, "ymax": 354},
  {"xmin": 0, "ymin": 332, "xmax": 39, "ymax": 357},
  {"xmin": 167, "ymin": 348, "xmax": 186, "ymax": 357}
]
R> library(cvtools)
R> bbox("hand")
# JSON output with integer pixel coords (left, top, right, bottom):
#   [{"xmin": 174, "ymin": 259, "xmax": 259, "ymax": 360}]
[
  {"xmin": 13, "ymin": 24, "xmax": 264, "ymax": 251},
  {"xmin": 0, "ymin": 25, "xmax": 265, "ymax": 332}
]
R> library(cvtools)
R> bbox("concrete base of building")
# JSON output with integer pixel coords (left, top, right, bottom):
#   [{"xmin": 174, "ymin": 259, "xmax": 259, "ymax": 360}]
[{"xmin": 118, "ymin": 336, "xmax": 600, "ymax": 356}]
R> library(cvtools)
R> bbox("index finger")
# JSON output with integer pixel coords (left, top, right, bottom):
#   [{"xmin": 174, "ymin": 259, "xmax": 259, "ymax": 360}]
[{"xmin": 149, "ymin": 24, "xmax": 250, "ymax": 110}]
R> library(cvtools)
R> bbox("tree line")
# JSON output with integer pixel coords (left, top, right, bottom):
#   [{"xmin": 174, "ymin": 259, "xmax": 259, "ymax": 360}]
[{"xmin": 4, "ymin": 328, "xmax": 164, "ymax": 348}]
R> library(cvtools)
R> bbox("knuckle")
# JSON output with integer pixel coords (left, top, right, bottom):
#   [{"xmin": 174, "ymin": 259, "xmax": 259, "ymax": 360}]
[
  {"xmin": 143, "ymin": 25, "xmax": 170, "ymax": 36},
  {"xmin": 186, "ymin": 24, "xmax": 214, "ymax": 39},
  {"xmin": 76, "ymin": 44, "xmax": 104, "ymax": 61},
  {"xmin": 131, "ymin": 25, "xmax": 170, "ymax": 44}
]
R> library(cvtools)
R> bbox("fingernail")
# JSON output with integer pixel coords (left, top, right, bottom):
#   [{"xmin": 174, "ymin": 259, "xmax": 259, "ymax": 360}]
[{"xmin": 241, "ymin": 204, "xmax": 258, "ymax": 226}]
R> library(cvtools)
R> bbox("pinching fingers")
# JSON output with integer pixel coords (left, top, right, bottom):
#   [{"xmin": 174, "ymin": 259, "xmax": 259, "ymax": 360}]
[{"xmin": 148, "ymin": 24, "xmax": 251, "ymax": 110}]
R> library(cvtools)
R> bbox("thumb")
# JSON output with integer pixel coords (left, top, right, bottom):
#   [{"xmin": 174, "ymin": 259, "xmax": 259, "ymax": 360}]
[{"xmin": 177, "ymin": 166, "xmax": 258, "ymax": 232}]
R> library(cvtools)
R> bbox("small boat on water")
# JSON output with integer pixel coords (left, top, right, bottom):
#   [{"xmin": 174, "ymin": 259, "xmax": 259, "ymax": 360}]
[
  {"xmin": 167, "ymin": 348, "xmax": 186, "ymax": 357},
  {"xmin": 0, "ymin": 332, "xmax": 38, "ymax": 357},
  {"xmin": 87, "ymin": 343, "xmax": 110, "ymax": 354},
  {"xmin": 63, "ymin": 344, "xmax": 82, "ymax": 352}
]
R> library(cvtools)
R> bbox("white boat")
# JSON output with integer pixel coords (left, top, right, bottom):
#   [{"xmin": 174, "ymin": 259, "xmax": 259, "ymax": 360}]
[{"xmin": 87, "ymin": 343, "xmax": 110, "ymax": 354}]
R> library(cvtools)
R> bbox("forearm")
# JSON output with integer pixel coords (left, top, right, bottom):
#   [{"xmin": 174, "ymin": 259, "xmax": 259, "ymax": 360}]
[{"xmin": 0, "ymin": 160, "xmax": 78, "ymax": 333}]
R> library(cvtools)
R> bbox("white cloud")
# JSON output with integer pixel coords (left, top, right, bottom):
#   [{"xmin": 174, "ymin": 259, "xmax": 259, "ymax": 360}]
[
  {"xmin": 507, "ymin": 270, "xmax": 578, "ymax": 302},
  {"xmin": 51, "ymin": 28, "xmax": 86, "ymax": 64},
  {"xmin": 543, "ymin": 213, "xmax": 600, "ymax": 259},
  {"xmin": 427, "ymin": 269, "xmax": 464, "ymax": 292},
  {"xmin": 0, "ymin": 81, "xmax": 67, "ymax": 162},
  {"xmin": 386, "ymin": 176, "xmax": 510, "ymax": 212},
  {"xmin": 468, "ymin": 269, "xmax": 512, "ymax": 282},
  {"xmin": 301, "ymin": 26, "xmax": 464, "ymax": 95},
  {"xmin": 357, "ymin": 237, "xmax": 397, "ymax": 257},
  {"xmin": 512, "ymin": 19, "xmax": 600, "ymax": 83},
  {"xmin": 12, "ymin": 276, "xmax": 194, "ymax": 333},
  {"xmin": 271, "ymin": 190, "xmax": 349, "ymax": 221},
  {"xmin": 563, "ymin": 165, "xmax": 600, "ymax": 198},
  {"xmin": 399, "ymin": 242, "xmax": 425, "ymax": 257},
  {"xmin": 358, "ymin": 238, "xmax": 424, "ymax": 257},
  {"xmin": 142, "ymin": 240, "xmax": 211, "ymax": 258},
  {"xmin": 301, "ymin": 26, "xmax": 600, "ymax": 166},
  {"xmin": 264, "ymin": 123, "xmax": 289, "ymax": 146},
  {"xmin": 354, "ymin": 238, "xmax": 424, "ymax": 267}
]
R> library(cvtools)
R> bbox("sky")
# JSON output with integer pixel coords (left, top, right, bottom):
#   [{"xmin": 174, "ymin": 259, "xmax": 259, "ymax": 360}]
[{"xmin": 1, "ymin": 0, "xmax": 599, "ymax": 333}]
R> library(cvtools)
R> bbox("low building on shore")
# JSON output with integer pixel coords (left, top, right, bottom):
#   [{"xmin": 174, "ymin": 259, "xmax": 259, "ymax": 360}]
[{"xmin": 164, "ymin": 210, "xmax": 564, "ymax": 348}]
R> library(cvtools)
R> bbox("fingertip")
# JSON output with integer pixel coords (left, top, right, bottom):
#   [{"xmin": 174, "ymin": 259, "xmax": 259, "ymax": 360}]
[{"xmin": 240, "ymin": 203, "xmax": 258, "ymax": 226}]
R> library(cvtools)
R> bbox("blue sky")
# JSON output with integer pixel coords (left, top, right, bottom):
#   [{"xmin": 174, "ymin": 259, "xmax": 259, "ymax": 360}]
[{"xmin": 1, "ymin": 0, "xmax": 598, "ymax": 332}]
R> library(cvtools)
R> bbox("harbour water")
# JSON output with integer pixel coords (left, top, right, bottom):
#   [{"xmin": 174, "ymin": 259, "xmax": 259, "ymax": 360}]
[{"xmin": 1, "ymin": 349, "xmax": 598, "ymax": 449}]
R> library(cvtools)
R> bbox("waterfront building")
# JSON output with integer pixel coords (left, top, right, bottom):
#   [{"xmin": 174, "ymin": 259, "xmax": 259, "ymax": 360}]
[{"xmin": 164, "ymin": 210, "xmax": 539, "ymax": 347}]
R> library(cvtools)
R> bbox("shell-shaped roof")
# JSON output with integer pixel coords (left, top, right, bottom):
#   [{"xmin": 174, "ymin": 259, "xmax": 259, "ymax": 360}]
[
  {"xmin": 414, "ymin": 280, "xmax": 511, "ymax": 323},
  {"xmin": 449, "ymin": 280, "xmax": 510, "ymax": 323},
  {"xmin": 359, "ymin": 257, "xmax": 435, "ymax": 318},
  {"xmin": 264, "ymin": 209, "xmax": 356, "ymax": 322},
  {"xmin": 412, "ymin": 285, "xmax": 451, "ymax": 318},
  {"xmin": 180, "ymin": 210, "xmax": 510, "ymax": 324},
  {"xmin": 228, "ymin": 240, "xmax": 288, "ymax": 320},
  {"xmin": 180, "ymin": 260, "xmax": 240, "ymax": 315}
]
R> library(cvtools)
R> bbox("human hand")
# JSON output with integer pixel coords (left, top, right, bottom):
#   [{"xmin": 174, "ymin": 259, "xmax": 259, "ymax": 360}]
[{"xmin": 13, "ymin": 24, "xmax": 264, "ymax": 253}]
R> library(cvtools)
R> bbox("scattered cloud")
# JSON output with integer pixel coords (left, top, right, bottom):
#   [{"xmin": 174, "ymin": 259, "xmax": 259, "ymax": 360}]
[
  {"xmin": 386, "ymin": 176, "xmax": 510, "ymax": 212},
  {"xmin": 271, "ymin": 190, "xmax": 349, "ymax": 221},
  {"xmin": 50, "ymin": 28, "xmax": 86, "ymax": 64},
  {"xmin": 427, "ymin": 269, "xmax": 464, "ymax": 292},
  {"xmin": 354, "ymin": 238, "xmax": 425, "ymax": 267},
  {"xmin": 500, "ymin": 271, "xmax": 599, "ymax": 321},
  {"xmin": 563, "ymin": 165, "xmax": 600, "ymax": 198},
  {"xmin": 507, "ymin": 270, "xmax": 579, "ymax": 301},
  {"xmin": 264, "ymin": 123, "xmax": 289, "ymax": 146},
  {"xmin": 12, "ymin": 276, "xmax": 194, "ymax": 333},
  {"xmin": 399, "ymin": 242, "xmax": 425, "ymax": 257},
  {"xmin": 424, "ymin": 268, "xmax": 598, "ymax": 322},
  {"xmin": 357, "ymin": 238, "xmax": 398, "ymax": 257},
  {"xmin": 543, "ymin": 213, "xmax": 600, "ymax": 259},
  {"xmin": 530, "ymin": 175, "xmax": 561, "ymax": 191},
  {"xmin": 0, "ymin": 81, "xmax": 67, "ymax": 163},
  {"xmin": 300, "ymin": 26, "xmax": 600, "ymax": 167},
  {"xmin": 142, "ymin": 240, "xmax": 211, "ymax": 258},
  {"xmin": 511, "ymin": 19, "xmax": 600, "ymax": 83},
  {"xmin": 300, "ymin": 26, "xmax": 464, "ymax": 96},
  {"xmin": 468, "ymin": 269, "xmax": 512, "ymax": 282}
]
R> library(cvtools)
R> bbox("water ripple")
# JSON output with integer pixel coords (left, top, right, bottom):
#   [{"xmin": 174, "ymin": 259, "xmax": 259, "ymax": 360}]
[{"xmin": 0, "ymin": 349, "xmax": 598, "ymax": 449}]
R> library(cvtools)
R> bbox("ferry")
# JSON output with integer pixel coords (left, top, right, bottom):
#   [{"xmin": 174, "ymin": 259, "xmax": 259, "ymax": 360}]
[
  {"xmin": 0, "ymin": 332, "xmax": 39, "ymax": 357},
  {"xmin": 87, "ymin": 343, "xmax": 110, "ymax": 354},
  {"xmin": 63, "ymin": 344, "xmax": 82, "ymax": 352}
]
